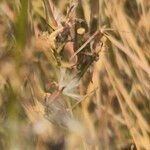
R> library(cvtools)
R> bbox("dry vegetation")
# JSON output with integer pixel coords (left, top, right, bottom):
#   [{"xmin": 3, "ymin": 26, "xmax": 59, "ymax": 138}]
[{"xmin": 0, "ymin": 0, "xmax": 150, "ymax": 150}]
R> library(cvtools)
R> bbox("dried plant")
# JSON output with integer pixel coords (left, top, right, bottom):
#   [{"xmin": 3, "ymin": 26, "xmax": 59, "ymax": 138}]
[{"xmin": 0, "ymin": 0, "xmax": 150, "ymax": 150}]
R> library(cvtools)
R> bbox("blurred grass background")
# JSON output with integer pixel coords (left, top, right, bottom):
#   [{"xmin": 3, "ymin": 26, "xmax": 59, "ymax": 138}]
[{"xmin": 0, "ymin": 0, "xmax": 150, "ymax": 150}]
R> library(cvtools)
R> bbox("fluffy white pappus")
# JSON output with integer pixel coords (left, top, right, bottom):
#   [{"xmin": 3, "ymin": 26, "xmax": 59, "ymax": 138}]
[{"xmin": 57, "ymin": 68, "xmax": 80, "ymax": 100}]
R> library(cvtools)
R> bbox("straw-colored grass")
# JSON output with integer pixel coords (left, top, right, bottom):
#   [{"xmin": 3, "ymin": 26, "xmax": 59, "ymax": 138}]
[{"xmin": 0, "ymin": 0, "xmax": 150, "ymax": 149}]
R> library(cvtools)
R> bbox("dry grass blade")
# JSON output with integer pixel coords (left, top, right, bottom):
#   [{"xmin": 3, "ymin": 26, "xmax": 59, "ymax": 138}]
[
  {"xmin": 81, "ymin": 0, "xmax": 90, "ymax": 26},
  {"xmin": 105, "ymin": 34, "xmax": 150, "ymax": 75},
  {"xmin": 104, "ymin": 59, "xmax": 150, "ymax": 149},
  {"xmin": 0, "ymin": 0, "xmax": 150, "ymax": 149},
  {"xmin": 104, "ymin": 61, "xmax": 147, "ymax": 150},
  {"xmin": 70, "ymin": 30, "xmax": 100, "ymax": 60}
]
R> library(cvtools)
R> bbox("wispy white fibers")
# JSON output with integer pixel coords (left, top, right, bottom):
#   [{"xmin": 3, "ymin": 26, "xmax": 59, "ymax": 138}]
[{"xmin": 57, "ymin": 68, "xmax": 81, "ymax": 100}]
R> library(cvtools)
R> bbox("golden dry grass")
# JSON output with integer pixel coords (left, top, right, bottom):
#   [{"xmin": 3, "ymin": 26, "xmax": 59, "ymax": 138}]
[{"xmin": 0, "ymin": 0, "xmax": 150, "ymax": 150}]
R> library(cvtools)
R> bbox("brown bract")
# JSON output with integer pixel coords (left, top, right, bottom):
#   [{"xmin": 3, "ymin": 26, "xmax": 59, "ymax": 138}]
[{"xmin": 64, "ymin": 42, "xmax": 77, "ymax": 65}]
